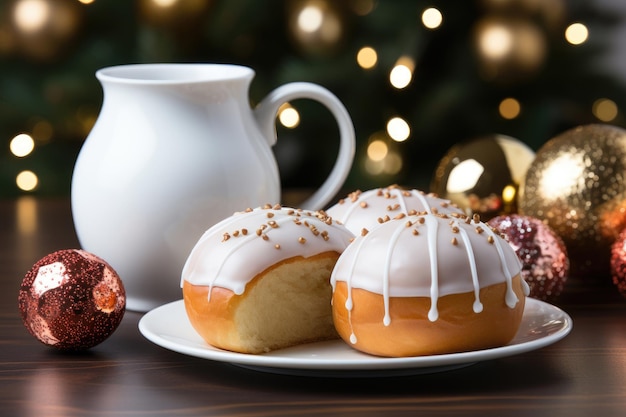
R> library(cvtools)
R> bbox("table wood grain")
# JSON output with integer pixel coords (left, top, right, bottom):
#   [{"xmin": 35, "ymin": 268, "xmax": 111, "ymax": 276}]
[{"xmin": 1, "ymin": 197, "xmax": 626, "ymax": 417}]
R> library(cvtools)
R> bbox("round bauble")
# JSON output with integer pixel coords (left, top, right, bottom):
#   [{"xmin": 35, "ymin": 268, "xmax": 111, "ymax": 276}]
[
  {"xmin": 18, "ymin": 249, "xmax": 126, "ymax": 350},
  {"xmin": 519, "ymin": 124, "xmax": 626, "ymax": 278},
  {"xmin": 431, "ymin": 134, "xmax": 535, "ymax": 220},
  {"xmin": 488, "ymin": 214, "xmax": 569, "ymax": 301}
]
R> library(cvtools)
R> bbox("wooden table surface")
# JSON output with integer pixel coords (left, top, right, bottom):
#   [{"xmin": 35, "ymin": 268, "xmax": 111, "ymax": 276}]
[{"xmin": 1, "ymin": 197, "xmax": 626, "ymax": 417}]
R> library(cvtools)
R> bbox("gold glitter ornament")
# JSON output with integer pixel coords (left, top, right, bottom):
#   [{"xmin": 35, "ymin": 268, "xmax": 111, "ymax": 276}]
[
  {"xmin": 430, "ymin": 134, "xmax": 535, "ymax": 221},
  {"xmin": 519, "ymin": 124, "xmax": 626, "ymax": 279}
]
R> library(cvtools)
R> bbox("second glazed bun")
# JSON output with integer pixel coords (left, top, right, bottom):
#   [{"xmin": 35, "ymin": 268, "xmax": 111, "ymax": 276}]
[
  {"xmin": 327, "ymin": 185, "xmax": 464, "ymax": 235},
  {"xmin": 331, "ymin": 212, "xmax": 529, "ymax": 357}
]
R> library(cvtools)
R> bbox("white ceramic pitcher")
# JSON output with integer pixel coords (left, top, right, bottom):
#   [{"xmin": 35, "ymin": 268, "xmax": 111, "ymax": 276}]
[{"xmin": 71, "ymin": 63, "xmax": 355, "ymax": 312}]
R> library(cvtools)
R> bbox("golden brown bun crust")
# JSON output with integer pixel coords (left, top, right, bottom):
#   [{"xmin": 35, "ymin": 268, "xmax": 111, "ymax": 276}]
[
  {"xmin": 183, "ymin": 252, "xmax": 340, "ymax": 354},
  {"xmin": 332, "ymin": 275, "xmax": 526, "ymax": 357}
]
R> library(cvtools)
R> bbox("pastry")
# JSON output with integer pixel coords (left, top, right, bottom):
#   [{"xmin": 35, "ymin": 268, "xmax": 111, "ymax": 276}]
[
  {"xmin": 327, "ymin": 185, "xmax": 464, "ymax": 235},
  {"xmin": 331, "ymin": 212, "xmax": 529, "ymax": 357},
  {"xmin": 181, "ymin": 205, "xmax": 354, "ymax": 354}
]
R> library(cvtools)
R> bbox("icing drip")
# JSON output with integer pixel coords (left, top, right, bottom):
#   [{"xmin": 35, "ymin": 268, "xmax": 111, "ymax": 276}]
[
  {"xmin": 383, "ymin": 221, "xmax": 407, "ymax": 326},
  {"xmin": 483, "ymin": 225, "xmax": 520, "ymax": 308},
  {"xmin": 455, "ymin": 220, "xmax": 483, "ymax": 313},
  {"xmin": 205, "ymin": 214, "xmax": 297, "ymax": 301},
  {"xmin": 340, "ymin": 230, "xmax": 367, "ymax": 345},
  {"xmin": 425, "ymin": 216, "xmax": 440, "ymax": 322},
  {"xmin": 410, "ymin": 190, "xmax": 433, "ymax": 214}
]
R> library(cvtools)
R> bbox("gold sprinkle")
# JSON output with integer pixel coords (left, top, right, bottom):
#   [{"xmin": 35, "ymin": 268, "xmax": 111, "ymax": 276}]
[
  {"xmin": 431, "ymin": 207, "xmax": 439, "ymax": 214},
  {"xmin": 245, "ymin": 207, "xmax": 253, "ymax": 212},
  {"xmin": 361, "ymin": 228, "xmax": 369, "ymax": 236},
  {"xmin": 412, "ymin": 229, "xmax": 419, "ymax": 235},
  {"xmin": 263, "ymin": 203, "xmax": 272, "ymax": 209},
  {"xmin": 256, "ymin": 229, "xmax": 263, "ymax": 236},
  {"xmin": 451, "ymin": 237, "xmax": 458, "ymax": 245},
  {"xmin": 267, "ymin": 212, "xmax": 275, "ymax": 218},
  {"xmin": 473, "ymin": 213, "xmax": 481, "ymax": 223},
  {"xmin": 222, "ymin": 233, "xmax": 230, "ymax": 241},
  {"xmin": 321, "ymin": 231, "xmax": 330, "ymax": 240},
  {"xmin": 408, "ymin": 209, "xmax": 418, "ymax": 215},
  {"xmin": 275, "ymin": 244, "xmax": 281, "ymax": 249},
  {"xmin": 241, "ymin": 228, "xmax": 248, "ymax": 235},
  {"xmin": 298, "ymin": 237, "xmax": 306, "ymax": 244},
  {"xmin": 338, "ymin": 198, "xmax": 345, "ymax": 205},
  {"xmin": 268, "ymin": 220, "xmax": 279, "ymax": 228},
  {"xmin": 405, "ymin": 221, "xmax": 412, "ymax": 228},
  {"xmin": 487, "ymin": 235, "xmax": 494, "ymax": 244},
  {"xmin": 394, "ymin": 213, "xmax": 406, "ymax": 220},
  {"xmin": 262, "ymin": 234, "xmax": 269, "ymax": 241},
  {"xmin": 360, "ymin": 201, "xmax": 368, "ymax": 208},
  {"xmin": 233, "ymin": 230, "xmax": 240, "ymax": 237},
  {"xmin": 273, "ymin": 203, "xmax": 282, "ymax": 210},
  {"xmin": 418, "ymin": 217, "xmax": 425, "ymax": 224},
  {"xmin": 475, "ymin": 226, "xmax": 484, "ymax": 234},
  {"xmin": 452, "ymin": 226, "xmax": 459, "ymax": 233},
  {"xmin": 402, "ymin": 190, "xmax": 411, "ymax": 197}
]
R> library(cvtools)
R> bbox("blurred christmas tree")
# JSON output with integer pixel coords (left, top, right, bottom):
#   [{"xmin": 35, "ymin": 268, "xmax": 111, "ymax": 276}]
[{"xmin": 1, "ymin": 0, "xmax": 625, "ymax": 198}]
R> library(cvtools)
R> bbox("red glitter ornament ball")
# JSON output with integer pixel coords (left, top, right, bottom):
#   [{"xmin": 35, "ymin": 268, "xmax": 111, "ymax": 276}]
[
  {"xmin": 18, "ymin": 249, "xmax": 126, "ymax": 350},
  {"xmin": 610, "ymin": 228, "xmax": 626, "ymax": 297},
  {"xmin": 488, "ymin": 214, "xmax": 569, "ymax": 301}
]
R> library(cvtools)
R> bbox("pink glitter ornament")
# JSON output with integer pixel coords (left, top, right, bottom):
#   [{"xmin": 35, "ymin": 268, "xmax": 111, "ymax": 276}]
[
  {"xmin": 18, "ymin": 249, "xmax": 126, "ymax": 350},
  {"xmin": 610, "ymin": 229, "xmax": 626, "ymax": 297},
  {"xmin": 488, "ymin": 214, "xmax": 569, "ymax": 301}
]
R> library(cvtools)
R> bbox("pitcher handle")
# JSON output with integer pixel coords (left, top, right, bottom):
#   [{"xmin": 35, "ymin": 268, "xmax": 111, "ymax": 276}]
[{"xmin": 254, "ymin": 82, "xmax": 355, "ymax": 210}]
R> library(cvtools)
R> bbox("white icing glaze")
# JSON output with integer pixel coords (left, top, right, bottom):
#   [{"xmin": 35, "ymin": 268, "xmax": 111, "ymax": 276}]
[
  {"xmin": 327, "ymin": 186, "xmax": 464, "ymax": 235},
  {"xmin": 181, "ymin": 206, "xmax": 355, "ymax": 300},
  {"xmin": 331, "ymin": 212, "xmax": 526, "ymax": 341}
]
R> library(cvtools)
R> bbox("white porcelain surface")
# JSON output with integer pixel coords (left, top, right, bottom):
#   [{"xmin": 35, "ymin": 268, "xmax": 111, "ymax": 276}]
[
  {"xmin": 71, "ymin": 64, "xmax": 355, "ymax": 312},
  {"xmin": 138, "ymin": 297, "xmax": 573, "ymax": 377}
]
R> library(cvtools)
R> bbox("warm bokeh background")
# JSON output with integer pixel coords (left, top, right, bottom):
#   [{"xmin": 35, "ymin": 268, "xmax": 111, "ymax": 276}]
[{"xmin": 1, "ymin": 0, "xmax": 626, "ymax": 197}]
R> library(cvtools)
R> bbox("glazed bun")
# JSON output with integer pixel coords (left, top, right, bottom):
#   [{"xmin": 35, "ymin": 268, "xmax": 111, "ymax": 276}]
[
  {"xmin": 181, "ymin": 205, "xmax": 354, "ymax": 354},
  {"xmin": 331, "ymin": 212, "xmax": 529, "ymax": 357},
  {"xmin": 327, "ymin": 185, "xmax": 464, "ymax": 235}
]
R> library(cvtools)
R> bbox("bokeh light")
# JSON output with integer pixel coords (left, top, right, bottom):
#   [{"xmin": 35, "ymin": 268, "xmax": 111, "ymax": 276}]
[
  {"xmin": 367, "ymin": 139, "xmax": 388, "ymax": 161},
  {"xmin": 13, "ymin": 0, "xmax": 50, "ymax": 33},
  {"xmin": 357, "ymin": 46, "xmax": 378, "ymax": 69},
  {"xmin": 499, "ymin": 97, "xmax": 521, "ymax": 119},
  {"xmin": 389, "ymin": 57, "xmax": 415, "ymax": 89},
  {"xmin": 565, "ymin": 22, "xmax": 588, "ymax": 45},
  {"xmin": 278, "ymin": 103, "xmax": 300, "ymax": 128},
  {"xmin": 421, "ymin": 7, "xmax": 443, "ymax": 29},
  {"xmin": 10, "ymin": 133, "xmax": 35, "ymax": 157},
  {"xmin": 386, "ymin": 117, "xmax": 410, "ymax": 142},
  {"xmin": 593, "ymin": 98, "xmax": 618, "ymax": 122},
  {"xmin": 16, "ymin": 170, "xmax": 38, "ymax": 192}
]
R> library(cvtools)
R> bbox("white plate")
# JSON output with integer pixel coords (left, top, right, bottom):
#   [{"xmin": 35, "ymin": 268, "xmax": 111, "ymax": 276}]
[{"xmin": 138, "ymin": 298, "xmax": 572, "ymax": 377}]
